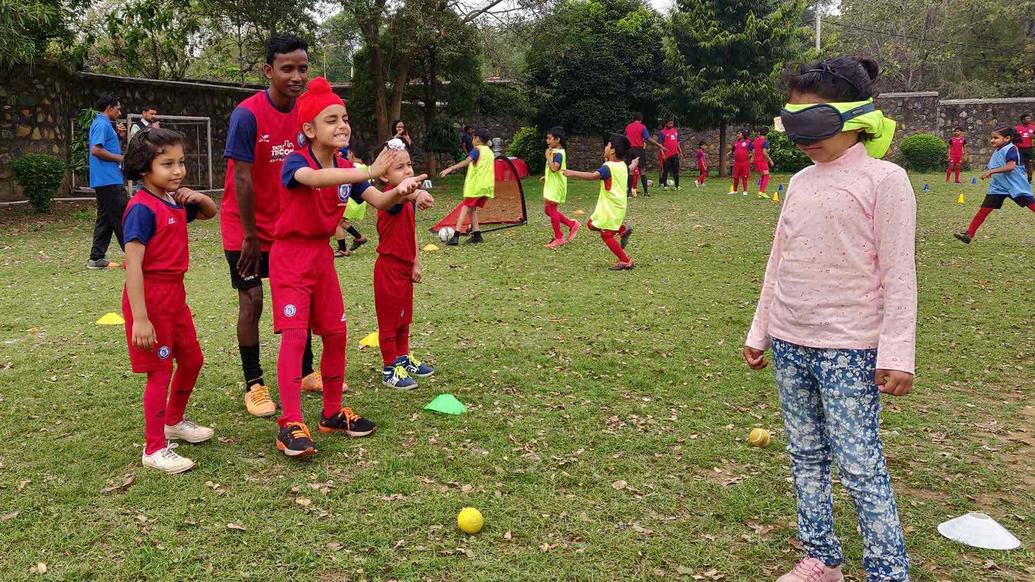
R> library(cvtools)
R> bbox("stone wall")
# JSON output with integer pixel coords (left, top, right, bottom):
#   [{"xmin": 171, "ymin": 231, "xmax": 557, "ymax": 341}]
[{"xmin": 938, "ymin": 97, "xmax": 1035, "ymax": 162}]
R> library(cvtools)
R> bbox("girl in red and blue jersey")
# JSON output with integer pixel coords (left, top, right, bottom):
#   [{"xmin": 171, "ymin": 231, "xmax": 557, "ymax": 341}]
[
  {"xmin": 730, "ymin": 129, "xmax": 752, "ymax": 195},
  {"xmin": 945, "ymin": 127, "xmax": 967, "ymax": 183},
  {"xmin": 122, "ymin": 128, "xmax": 217, "ymax": 474}
]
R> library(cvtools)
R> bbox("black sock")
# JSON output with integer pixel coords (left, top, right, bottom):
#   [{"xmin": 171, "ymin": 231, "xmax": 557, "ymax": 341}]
[
  {"xmin": 337, "ymin": 238, "xmax": 348, "ymax": 251},
  {"xmin": 302, "ymin": 330, "xmax": 314, "ymax": 377},
  {"xmin": 346, "ymin": 226, "xmax": 361, "ymax": 239},
  {"xmin": 240, "ymin": 344, "xmax": 263, "ymax": 389}
]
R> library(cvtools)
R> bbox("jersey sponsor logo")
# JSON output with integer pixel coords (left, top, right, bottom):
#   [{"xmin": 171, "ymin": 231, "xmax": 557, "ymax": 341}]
[
  {"xmin": 158, "ymin": 346, "xmax": 171, "ymax": 359},
  {"xmin": 258, "ymin": 134, "xmax": 271, "ymax": 143},
  {"xmin": 340, "ymin": 313, "xmax": 346, "ymax": 322},
  {"xmin": 270, "ymin": 140, "xmax": 295, "ymax": 162},
  {"xmin": 167, "ymin": 217, "xmax": 176, "ymax": 225},
  {"xmin": 337, "ymin": 184, "xmax": 352, "ymax": 203},
  {"xmin": 284, "ymin": 304, "xmax": 297, "ymax": 317}
]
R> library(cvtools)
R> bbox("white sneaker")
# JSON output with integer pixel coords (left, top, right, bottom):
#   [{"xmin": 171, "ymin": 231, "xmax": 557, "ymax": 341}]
[
  {"xmin": 142, "ymin": 444, "xmax": 195, "ymax": 474},
  {"xmin": 164, "ymin": 420, "xmax": 214, "ymax": 443}
]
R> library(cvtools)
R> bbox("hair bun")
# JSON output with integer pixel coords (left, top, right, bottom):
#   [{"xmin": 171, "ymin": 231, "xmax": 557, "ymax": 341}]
[{"xmin": 857, "ymin": 58, "xmax": 880, "ymax": 82}]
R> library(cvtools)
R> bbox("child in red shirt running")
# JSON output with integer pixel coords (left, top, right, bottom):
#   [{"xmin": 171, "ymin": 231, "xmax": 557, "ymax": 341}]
[
  {"xmin": 1013, "ymin": 113, "xmax": 1034, "ymax": 183},
  {"xmin": 946, "ymin": 127, "xmax": 967, "ymax": 183},
  {"xmin": 371, "ymin": 141, "xmax": 437, "ymax": 389},
  {"xmin": 122, "ymin": 128, "xmax": 217, "ymax": 474},
  {"xmin": 731, "ymin": 129, "xmax": 752, "ymax": 195},
  {"xmin": 753, "ymin": 127, "xmax": 775, "ymax": 198},
  {"xmin": 273, "ymin": 77, "xmax": 429, "ymax": 457},
  {"xmin": 695, "ymin": 142, "xmax": 708, "ymax": 186}
]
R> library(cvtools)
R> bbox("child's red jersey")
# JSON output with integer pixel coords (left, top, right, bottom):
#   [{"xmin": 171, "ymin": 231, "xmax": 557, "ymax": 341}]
[
  {"xmin": 221, "ymin": 90, "xmax": 299, "ymax": 251},
  {"xmin": 733, "ymin": 139, "xmax": 751, "ymax": 163},
  {"xmin": 278, "ymin": 146, "xmax": 370, "ymax": 240},
  {"xmin": 948, "ymin": 136, "xmax": 967, "ymax": 159},
  {"xmin": 376, "ymin": 198, "xmax": 417, "ymax": 264},
  {"xmin": 122, "ymin": 189, "xmax": 199, "ymax": 278}
]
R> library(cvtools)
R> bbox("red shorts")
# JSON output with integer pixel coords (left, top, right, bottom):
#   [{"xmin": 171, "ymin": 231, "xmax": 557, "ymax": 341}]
[
  {"xmin": 753, "ymin": 160, "xmax": 769, "ymax": 172},
  {"xmin": 948, "ymin": 157, "xmax": 963, "ymax": 168},
  {"xmin": 733, "ymin": 161, "xmax": 751, "ymax": 178},
  {"xmin": 123, "ymin": 278, "xmax": 200, "ymax": 373},
  {"xmin": 373, "ymin": 255, "xmax": 414, "ymax": 334},
  {"xmin": 461, "ymin": 196, "xmax": 489, "ymax": 208},
  {"xmin": 269, "ymin": 239, "xmax": 346, "ymax": 335}
]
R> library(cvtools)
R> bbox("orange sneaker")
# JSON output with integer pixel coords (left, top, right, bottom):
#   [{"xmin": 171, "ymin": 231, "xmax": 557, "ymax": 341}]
[
  {"xmin": 544, "ymin": 238, "xmax": 565, "ymax": 249},
  {"xmin": 300, "ymin": 371, "xmax": 323, "ymax": 393},
  {"xmin": 277, "ymin": 422, "xmax": 316, "ymax": 457},
  {"xmin": 244, "ymin": 384, "xmax": 276, "ymax": 417}
]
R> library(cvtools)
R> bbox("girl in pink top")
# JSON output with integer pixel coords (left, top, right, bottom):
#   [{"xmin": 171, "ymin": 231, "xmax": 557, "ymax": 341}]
[{"xmin": 744, "ymin": 57, "xmax": 915, "ymax": 582}]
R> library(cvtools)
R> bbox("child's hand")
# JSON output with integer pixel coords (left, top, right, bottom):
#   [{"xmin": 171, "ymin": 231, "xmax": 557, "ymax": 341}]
[
  {"xmin": 545, "ymin": 148, "xmax": 552, "ymax": 160},
  {"xmin": 539, "ymin": 176, "xmax": 545, "ymax": 183},
  {"xmin": 414, "ymin": 190, "xmax": 435, "ymax": 210},
  {"xmin": 876, "ymin": 369, "xmax": 913, "ymax": 396},
  {"xmin": 743, "ymin": 346, "xmax": 768, "ymax": 370},
  {"xmin": 370, "ymin": 147, "xmax": 401, "ymax": 179},
  {"xmin": 132, "ymin": 319, "xmax": 157, "ymax": 351},
  {"xmin": 980, "ymin": 171, "xmax": 992, "ymax": 180},
  {"xmin": 411, "ymin": 264, "xmax": 422, "ymax": 283},
  {"xmin": 173, "ymin": 187, "xmax": 203, "ymax": 206},
  {"xmin": 562, "ymin": 169, "xmax": 575, "ymax": 177},
  {"xmin": 439, "ymin": 168, "xmax": 451, "ymax": 178},
  {"xmin": 396, "ymin": 174, "xmax": 428, "ymax": 197}
]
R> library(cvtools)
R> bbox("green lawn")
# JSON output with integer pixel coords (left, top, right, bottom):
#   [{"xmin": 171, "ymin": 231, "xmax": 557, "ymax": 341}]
[{"xmin": 0, "ymin": 172, "xmax": 1032, "ymax": 581}]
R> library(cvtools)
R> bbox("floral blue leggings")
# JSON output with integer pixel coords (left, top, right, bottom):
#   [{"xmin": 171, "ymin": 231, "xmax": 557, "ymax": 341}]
[{"xmin": 771, "ymin": 338, "xmax": 910, "ymax": 581}]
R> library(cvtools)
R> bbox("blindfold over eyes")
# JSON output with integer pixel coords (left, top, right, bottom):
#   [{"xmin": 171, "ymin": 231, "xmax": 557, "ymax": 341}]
[{"xmin": 774, "ymin": 102, "xmax": 876, "ymax": 144}]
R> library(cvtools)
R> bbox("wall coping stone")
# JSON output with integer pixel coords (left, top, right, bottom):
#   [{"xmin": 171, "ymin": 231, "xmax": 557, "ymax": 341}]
[
  {"xmin": 940, "ymin": 97, "xmax": 1035, "ymax": 105},
  {"xmin": 879, "ymin": 91, "xmax": 940, "ymax": 98}
]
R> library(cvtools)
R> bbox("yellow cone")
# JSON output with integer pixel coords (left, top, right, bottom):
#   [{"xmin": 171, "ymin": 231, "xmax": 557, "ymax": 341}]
[
  {"xmin": 729, "ymin": 184, "xmax": 735, "ymax": 193},
  {"xmin": 771, "ymin": 191, "xmax": 780, "ymax": 203},
  {"xmin": 358, "ymin": 331, "xmax": 379, "ymax": 349},
  {"xmin": 96, "ymin": 312, "xmax": 125, "ymax": 325},
  {"xmin": 423, "ymin": 243, "xmax": 440, "ymax": 252},
  {"xmin": 957, "ymin": 193, "xmax": 965, "ymax": 204}
]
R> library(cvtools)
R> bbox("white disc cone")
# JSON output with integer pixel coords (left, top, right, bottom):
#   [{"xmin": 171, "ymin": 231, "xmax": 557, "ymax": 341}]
[{"xmin": 937, "ymin": 512, "xmax": 1022, "ymax": 550}]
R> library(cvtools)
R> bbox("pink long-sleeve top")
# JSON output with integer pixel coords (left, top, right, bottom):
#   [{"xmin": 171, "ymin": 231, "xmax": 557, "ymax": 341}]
[{"xmin": 745, "ymin": 142, "xmax": 917, "ymax": 373}]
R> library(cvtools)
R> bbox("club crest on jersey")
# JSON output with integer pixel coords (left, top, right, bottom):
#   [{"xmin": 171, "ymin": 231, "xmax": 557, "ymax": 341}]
[
  {"xmin": 158, "ymin": 346, "xmax": 171, "ymax": 359},
  {"xmin": 284, "ymin": 304, "xmax": 297, "ymax": 317},
  {"xmin": 297, "ymin": 132, "xmax": 306, "ymax": 147},
  {"xmin": 337, "ymin": 184, "xmax": 352, "ymax": 203}
]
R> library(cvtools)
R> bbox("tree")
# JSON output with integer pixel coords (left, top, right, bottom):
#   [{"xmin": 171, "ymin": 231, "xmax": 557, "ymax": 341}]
[
  {"xmin": 524, "ymin": 0, "xmax": 667, "ymax": 137},
  {"xmin": 98, "ymin": 0, "xmax": 206, "ymax": 79},
  {"xmin": 666, "ymin": 0, "xmax": 807, "ymax": 174},
  {"xmin": 344, "ymin": 0, "xmax": 393, "ymax": 141},
  {"xmin": 0, "ymin": 0, "xmax": 80, "ymax": 70}
]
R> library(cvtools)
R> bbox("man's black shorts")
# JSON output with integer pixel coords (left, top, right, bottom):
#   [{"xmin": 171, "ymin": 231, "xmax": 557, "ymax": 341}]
[
  {"xmin": 225, "ymin": 250, "xmax": 270, "ymax": 290},
  {"xmin": 980, "ymin": 194, "xmax": 1035, "ymax": 209},
  {"xmin": 1019, "ymin": 147, "xmax": 1033, "ymax": 164}
]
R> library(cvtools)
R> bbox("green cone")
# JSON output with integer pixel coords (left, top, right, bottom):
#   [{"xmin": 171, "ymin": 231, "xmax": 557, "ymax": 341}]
[{"xmin": 423, "ymin": 393, "xmax": 466, "ymax": 415}]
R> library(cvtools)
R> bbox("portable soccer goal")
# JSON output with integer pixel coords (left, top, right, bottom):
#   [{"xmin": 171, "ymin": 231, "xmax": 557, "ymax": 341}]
[{"xmin": 430, "ymin": 155, "xmax": 529, "ymax": 235}]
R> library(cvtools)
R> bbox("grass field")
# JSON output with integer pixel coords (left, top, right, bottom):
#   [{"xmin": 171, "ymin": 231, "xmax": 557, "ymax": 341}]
[{"xmin": 0, "ymin": 171, "xmax": 1032, "ymax": 581}]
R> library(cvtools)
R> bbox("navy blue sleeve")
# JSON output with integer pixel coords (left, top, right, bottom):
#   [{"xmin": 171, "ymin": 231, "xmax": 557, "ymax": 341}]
[
  {"xmin": 597, "ymin": 165, "xmax": 611, "ymax": 180},
  {"xmin": 641, "ymin": 127, "xmax": 650, "ymax": 141},
  {"xmin": 763, "ymin": 139, "xmax": 769, "ymax": 149},
  {"xmin": 552, "ymin": 153, "xmax": 563, "ymax": 165},
  {"xmin": 468, "ymin": 148, "xmax": 480, "ymax": 163},
  {"xmin": 185, "ymin": 203, "xmax": 200, "ymax": 223},
  {"xmin": 1005, "ymin": 146, "xmax": 1021, "ymax": 164},
  {"xmin": 224, "ymin": 107, "xmax": 258, "ymax": 162},
  {"xmin": 281, "ymin": 153, "xmax": 311, "ymax": 189},
  {"xmin": 123, "ymin": 204, "xmax": 156, "ymax": 245},
  {"xmin": 352, "ymin": 181, "xmax": 373, "ymax": 203}
]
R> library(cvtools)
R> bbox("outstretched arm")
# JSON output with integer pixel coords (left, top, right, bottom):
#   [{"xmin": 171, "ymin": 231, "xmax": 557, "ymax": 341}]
[{"xmin": 563, "ymin": 170, "xmax": 602, "ymax": 181}]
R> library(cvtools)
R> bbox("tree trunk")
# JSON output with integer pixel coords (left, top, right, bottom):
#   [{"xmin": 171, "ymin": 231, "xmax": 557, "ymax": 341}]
[
  {"xmin": 718, "ymin": 123, "xmax": 728, "ymax": 177},
  {"xmin": 353, "ymin": 0, "xmax": 390, "ymax": 141},
  {"xmin": 387, "ymin": 63, "xmax": 410, "ymax": 140},
  {"xmin": 424, "ymin": 45, "xmax": 439, "ymax": 175}
]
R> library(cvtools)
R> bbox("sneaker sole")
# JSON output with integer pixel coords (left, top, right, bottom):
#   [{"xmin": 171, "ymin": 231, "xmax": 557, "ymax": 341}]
[
  {"xmin": 318, "ymin": 425, "xmax": 376, "ymax": 437},
  {"xmin": 164, "ymin": 430, "xmax": 214, "ymax": 444},
  {"xmin": 382, "ymin": 380, "xmax": 418, "ymax": 390},
  {"xmin": 277, "ymin": 441, "xmax": 316, "ymax": 457},
  {"xmin": 86, "ymin": 265, "xmax": 107, "ymax": 270},
  {"xmin": 247, "ymin": 407, "xmax": 277, "ymax": 417},
  {"xmin": 408, "ymin": 370, "xmax": 434, "ymax": 379},
  {"xmin": 143, "ymin": 459, "xmax": 196, "ymax": 474}
]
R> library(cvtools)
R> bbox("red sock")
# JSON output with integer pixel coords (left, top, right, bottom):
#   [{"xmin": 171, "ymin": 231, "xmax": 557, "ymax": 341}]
[
  {"xmin": 276, "ymin": 328, "xmax": 307, "ymax": 426},
  {"xmin": 166, "ymin": 343, "xmax": 203, "ymax": 426},
  {"xmin": 397, "ymin": 324, "xmax": 410, "ymax": 358},
  {"xmin": 379, "ymin": 330, "xmax": 398, "ymax": 366},
  {"xmin": 319, "ymin": 332, "xmax": 346, "ymax": 419},
  {"xmin": 946, "ymin": 167, "xmax": 952, "ymax": 181},
  {"xmin": 601, "ymin": 231, "xmax": 630, "ymax": 263},
  {"xmin": 955, "ymin": 167, "xmax": 961, "ymax": 182},
  {"xmin": 545, "ymin": 203, "xmax": 563, "ymax": 240},
  {"xmin": 558, "ymin": 211, "xmax": 576, "ymax": 228},
  {"xmin": 759, "ymin": 174, "xmax": 770, "ymax": 193},
  {"xmin": 143, "ymin": 370, "xmax": 172, "ymax": 454},
  {"xmin": 967, "ymin": 207, "xmax": 994, "ymax": 237},
  {"xmin": 1027, "ymin": 202, "xmax": 1035, "ymax": 212}
]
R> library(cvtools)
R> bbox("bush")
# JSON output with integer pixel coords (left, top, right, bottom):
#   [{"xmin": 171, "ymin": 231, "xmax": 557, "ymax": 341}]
[
  {"xmin": 11, "ymin": 154, "xmax": 66, "ymax": 213},
  {"xmin": 767, "ymin": 131, "xmax": 811, "ymax": 173},
  {"xmin": 899, "ymin": 133, "xmax": 947, "ymax": 171},
  {"xmin": 507, "ymin": 126, "xmax": 545, "ymax": 175}
]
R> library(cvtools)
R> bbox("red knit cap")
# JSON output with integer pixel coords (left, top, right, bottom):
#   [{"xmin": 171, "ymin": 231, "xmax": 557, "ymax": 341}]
[{"xmin": 296, "ymin": 76, "xmax": 345, "ymax": 131}]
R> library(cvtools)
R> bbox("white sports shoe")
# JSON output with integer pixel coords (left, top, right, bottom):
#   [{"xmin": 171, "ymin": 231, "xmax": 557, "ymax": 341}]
[
  {"xmin": 142, "ymin": 444, "xmax": 195, "ymax": 474},
  {"xmin": 164, "ymin": 420, "xmax": 214, "ymax": 443}
]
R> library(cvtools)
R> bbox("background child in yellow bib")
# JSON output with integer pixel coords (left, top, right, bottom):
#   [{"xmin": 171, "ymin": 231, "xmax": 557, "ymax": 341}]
[
  {"xmin": 439, "ymin": 127, "xmax": 495, "ymax": 245},
  {"xmin": 541, "ymin": 126, "xmax": 580, "ymax": 248},
  {"xmin": 333, "ymin": 144, "xmax": 371, "ymax": 257},
  {"xmin": 564, "ymin": 134, "xmax": 635, "ymax": 270}
]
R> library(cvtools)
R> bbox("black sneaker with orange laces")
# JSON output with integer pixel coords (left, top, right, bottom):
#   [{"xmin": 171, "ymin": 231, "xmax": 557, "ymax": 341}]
[
  {"xmin": 319, "ymin": 407, "xmax": 376, "ymax": 437},
  {"xmin": 277, "ymin": 422, "xmax": 316, "ymax": 457}
]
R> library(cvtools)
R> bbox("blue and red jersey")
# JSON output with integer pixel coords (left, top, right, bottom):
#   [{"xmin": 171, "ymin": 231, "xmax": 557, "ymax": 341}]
[
  {"xmin": 279, "ymin": 146, "xmax": 370, "ymax": 241},
  {"xmin": 733, "ymin": 139, "xmax": 751, "ymax": 164},
  {"xmin": 123, "ymin": 189, "xmax": 200, "ymax": 279},
  {"xmin": 1014, "ymin": 123, "xmax": 1034, "ymax": 148},
  {"xmin": 948, "ymin": 136, "xmax": 967, "ymax": 160},
  {"xmin": 625, "ymin": 121, "xmax": 650, "ymax": 149},
  {"xmin": 659, "ymin": 128, "xmax": 680, "ymax": 158},
  {"xmin": 751, "ymin": 137, "xmax": 769, "ymax": 162},
  {"xmin": 377, "ymin": 198, "xmax": 417, "ymax": 264},
  {"xmin": 222, "ymin": 90, "xmax": 300, "ymax": 251}
]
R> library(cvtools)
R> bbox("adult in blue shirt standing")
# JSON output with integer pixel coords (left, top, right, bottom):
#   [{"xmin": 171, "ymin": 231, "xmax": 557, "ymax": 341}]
[{"xmin": 87, "ymin": 94, "xmax": 128, "ymax": 269}]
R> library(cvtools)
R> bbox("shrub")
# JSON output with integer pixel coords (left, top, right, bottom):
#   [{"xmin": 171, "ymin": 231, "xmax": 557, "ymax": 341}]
[
  {"xmin": 899, "ymin": 133, "xmax": 947, "ymax": 171},
  {"xmin": 507, "ymin": 126, "xmax": 545, "ymax": 174},
  {"xmin": 767, "ymin": 131, "xmax": 811, "ymax": 173},
  {"xmin": 11, "ymin": 154, "xmax": 66, "ymax": 213}
]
